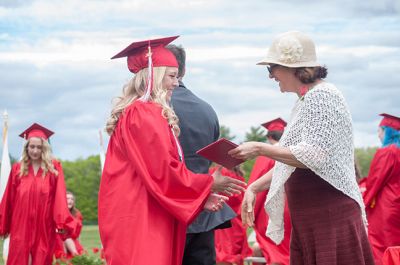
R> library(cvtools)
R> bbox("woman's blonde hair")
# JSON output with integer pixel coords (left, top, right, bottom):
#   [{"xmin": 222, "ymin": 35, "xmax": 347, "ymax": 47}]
[
  {"xmin": 106, "ymin": 66, "xmax": 180, "ymax": 136},
  {"xmin": 20, "ymin": 138, "xmax": 58, "ymax": 177}
]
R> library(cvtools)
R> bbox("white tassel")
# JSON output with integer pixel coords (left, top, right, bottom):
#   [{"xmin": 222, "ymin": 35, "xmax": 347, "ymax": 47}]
[{"xmin": 139, "ymin": 45, "xmax": 153, "ymax": 102}]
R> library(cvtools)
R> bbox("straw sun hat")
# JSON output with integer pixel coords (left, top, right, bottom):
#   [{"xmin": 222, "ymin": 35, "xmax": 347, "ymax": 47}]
[{"xmin": 257, "ymin": 31, "xmax": 321, "ymax": 68}]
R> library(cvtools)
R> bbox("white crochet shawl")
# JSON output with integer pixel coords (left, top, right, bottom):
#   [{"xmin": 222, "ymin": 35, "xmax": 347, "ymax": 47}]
[{"xmin": 264, "ymin": 82, "xmax": 367, "ymax": 244}]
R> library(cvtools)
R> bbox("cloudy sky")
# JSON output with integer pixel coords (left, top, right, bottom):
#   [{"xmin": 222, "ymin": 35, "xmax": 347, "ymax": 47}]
[{"xmin": 0, "ymin": 0, "xmax": 399, "ymax": 160}]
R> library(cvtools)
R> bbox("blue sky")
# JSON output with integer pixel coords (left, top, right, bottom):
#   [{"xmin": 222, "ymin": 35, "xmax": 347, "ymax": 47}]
[{"xmin": 0, "ymin": 0, "xmax": 399, "ymax": 160}]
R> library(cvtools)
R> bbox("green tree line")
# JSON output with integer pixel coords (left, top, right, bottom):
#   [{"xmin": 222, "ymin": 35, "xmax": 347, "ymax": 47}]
[
  {"xmin": 60, "ymin": 125, "xmax": 378, "ymax": 223},
  {"xmin": 62, "ymin": 155, "xmax": 102, "ymax": 224}
]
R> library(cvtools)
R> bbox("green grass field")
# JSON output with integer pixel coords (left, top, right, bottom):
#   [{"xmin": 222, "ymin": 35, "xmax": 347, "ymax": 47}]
[{"xmin": 0, "ymin": 225, "xmax": 102, "ymax": 265}]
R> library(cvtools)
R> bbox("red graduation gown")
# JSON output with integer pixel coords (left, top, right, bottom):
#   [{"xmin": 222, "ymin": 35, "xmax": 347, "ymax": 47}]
[
  {"xmin": 98, "ymin": 101, "xmax": 213, "ymax": 265},
  {"xmin": 0, "ymin": 160, "xmax": 76, "ymax": 265},
  {"xmin": 211, "ymin": 167, "xmax": 252, "ymax": 264},
  {"xmin": 363, "ymin": 144, "xmax": 400, "ymax": 264},
  {"xmin": 248, "ymin": 156, "xmax": 291, "ymax": 265},
  {"xmin": 54, "ymin": 210, "xmax": 85, "ymax": 259}
]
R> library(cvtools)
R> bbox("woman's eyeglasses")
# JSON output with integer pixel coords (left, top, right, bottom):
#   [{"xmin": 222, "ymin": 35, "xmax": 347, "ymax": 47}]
[{"xmin": 267, "ymin": 64, "xmax": 278, "ymax": 74}]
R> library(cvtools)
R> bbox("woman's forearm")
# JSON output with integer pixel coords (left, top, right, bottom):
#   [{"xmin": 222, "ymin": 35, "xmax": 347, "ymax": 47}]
[
  {"xmin": 257, "ymin": 143, "xmax": 307, "ymax": 168},
  {"xmin": 249, "ymin": 169, "xmax": 273, "ymax": 193}
]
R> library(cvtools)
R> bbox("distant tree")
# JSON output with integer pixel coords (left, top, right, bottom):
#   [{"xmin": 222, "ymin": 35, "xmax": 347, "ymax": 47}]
[
  {"xmin": 220, "ymin": 125, "xmax": 236, "ymax": 141},
  {"xmin": 61, "ymin": 155, "xmax": 102, "ymax": 223},
  {"xmin": 355, "ymin": 147, "xmax": 378, "ymax": 177},
  {"xmin": 245, "ymin": 126, "xmax": 266, "ymax": 143}
]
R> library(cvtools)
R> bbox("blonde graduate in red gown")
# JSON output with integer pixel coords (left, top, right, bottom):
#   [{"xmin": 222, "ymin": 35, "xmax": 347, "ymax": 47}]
[
  {"xmin": 363, "ymin": 113, "xmax": 400, "ymax": 264},
  {"xmin": 211, "ymin": 166, "xmax": 252, "ymax": 265},
  {"xmin": 247, "ymin": 118, "xmax": 290, "ymax": 265},
  {"xmin": 98, "ymin": 36, "xmax": 228, "ymax": 265},
  {"xmin": 0, "ymin": 123, "xmax": 76, "ymax": 265}
]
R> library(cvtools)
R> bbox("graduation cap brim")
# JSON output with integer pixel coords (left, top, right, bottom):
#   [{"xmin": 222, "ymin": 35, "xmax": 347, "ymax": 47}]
[
  {"xmin": 380, "ymin": 113, "xmax": 400, "ymax": 121},
  {"xmin": 111, "ymin": 35, "xmax": 179, "ymax": 59},
  {"xmin": 379, "ymin": 113, "xmax": 400, "ymax": 130},
  {"xmin": 261, "ymin": 117, "xmax": 287, "ymax": 131},
  {"xmin": 19, "ymin": 123, "xmax": 54, "ymax": 140}
]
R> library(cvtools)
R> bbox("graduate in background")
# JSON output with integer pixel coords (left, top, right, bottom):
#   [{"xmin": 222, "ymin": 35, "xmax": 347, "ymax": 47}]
[
  {"xmin": 0, "ymin": 123, "xmax": 76, "ymax": 265},
  {"xmin": 98, "ymin": 36, "xmax": 228, "ymax": 265},
  {"xmin": 54, "ymin": 191, "xmax": 85, "ymax": 260},
  {"xmin": 247, "ymin": 118, "xmax": 290, "ymax": 265},
  {"xmin": 211, "ymin": 165, "xmax": 252, "ymax": 265},
  {"xmin": 363, "ymin": 113, "xmax": 400, "ymax": 264}
]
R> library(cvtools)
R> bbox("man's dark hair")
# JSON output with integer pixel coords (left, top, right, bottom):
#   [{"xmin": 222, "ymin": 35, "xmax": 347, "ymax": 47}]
[
  {"xmin": 166, "ymin": 44, "xmax": 186, "ymax": 78},
  {"xmin": 267, "ymin": 131, "xmax": 284, "ymax": 142}
]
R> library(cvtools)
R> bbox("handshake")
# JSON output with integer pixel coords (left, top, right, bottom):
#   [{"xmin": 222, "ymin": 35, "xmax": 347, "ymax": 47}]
[{"xmin": 204, "ymin": 167, "xmax": 247, "ymax": 212}]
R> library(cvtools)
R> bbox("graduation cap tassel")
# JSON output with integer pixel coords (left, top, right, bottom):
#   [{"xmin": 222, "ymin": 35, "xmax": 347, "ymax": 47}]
[{"xmin": 139, "ymin": 44, "xmax": 153, "ymax": 102}]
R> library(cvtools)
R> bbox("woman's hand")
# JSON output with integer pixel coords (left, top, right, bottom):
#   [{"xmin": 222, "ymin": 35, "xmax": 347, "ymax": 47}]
[
  {"xmin": 228, "ymin": 142, "xmax": 262, "ymax": 161},
  {"xmin": 204, "ymin": 193, "xmax": 229, "ymax": 212},
  {"xmin": 241, "ymin": 187, "xmax": 256, "ymax": 227}
]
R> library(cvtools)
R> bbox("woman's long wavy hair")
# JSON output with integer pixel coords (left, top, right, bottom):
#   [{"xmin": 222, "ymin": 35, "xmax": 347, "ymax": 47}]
[
  {"xmin": 20, "ymin": 138, "xmax": 58, "ymax": 178},
  {"xmin": 106, "ymin": 67, "xmax": 180, "ymax": 136}
]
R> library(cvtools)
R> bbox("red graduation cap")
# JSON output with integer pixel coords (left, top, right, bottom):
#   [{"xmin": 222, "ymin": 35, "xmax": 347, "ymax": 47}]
[
  {"xmin": 261, "ymin": 117, "xmax": 287, "ymax": 132},
  {"xmin": 19, "ymin": 123, "xmax": 54, "ymax": 140},
  {"xmin": 379, "ymin": 113, "xmax": 400, "ymax": 130},
  {"xmin": 111, "ymin": 35, "xmax": 179, "ymax": 101},
  {"xmin": 111, "ymin": 35, "xmax": 179, "ymax": 74}
]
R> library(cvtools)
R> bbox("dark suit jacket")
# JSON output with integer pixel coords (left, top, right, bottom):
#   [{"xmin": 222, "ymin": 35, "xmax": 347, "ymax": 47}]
[{"xmin": 171, "ymin": 81, "xmax": 236, "ymax": 233}]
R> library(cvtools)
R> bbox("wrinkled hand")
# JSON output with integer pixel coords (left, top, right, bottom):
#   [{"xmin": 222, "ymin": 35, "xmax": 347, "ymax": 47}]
[
  {"xmin": 228, "ymin": 142, "xmax": 261, "ymax": 161},
  {"xmin": 241, "ymin": 188, "xmax": 256, "ymax": 227},
  {"xmin": 204, "ymin": 193, "xmax": 229, "ymax": 212},
  {"xmin": 212, "ymin": 167, "xmax": 246, "ymax": 196}
]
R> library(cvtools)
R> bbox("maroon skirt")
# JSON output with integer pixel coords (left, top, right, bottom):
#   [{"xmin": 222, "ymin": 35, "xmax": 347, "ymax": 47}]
[{"xmin": 285, "ymin": 168, "xmax": 375, "ymax": 265}]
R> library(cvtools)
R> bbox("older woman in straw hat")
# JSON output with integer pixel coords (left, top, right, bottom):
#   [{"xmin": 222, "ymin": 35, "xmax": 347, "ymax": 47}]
[{"xmin": 229, "ymin": 31, "xmax": 375, "ymax": 264}]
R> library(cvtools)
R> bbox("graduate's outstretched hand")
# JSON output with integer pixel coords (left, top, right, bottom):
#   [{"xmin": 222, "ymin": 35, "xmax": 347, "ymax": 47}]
[
  {"xmin": 211, "ymin": 167, "xmax": 246, "ymax": 196},
  {"xmin": 204, "ymin": 193, "xmax": 229, "ymax": 212},
  {"xmin": 241, "ymin": 187, "xmax": 256, "ymax": 227}
]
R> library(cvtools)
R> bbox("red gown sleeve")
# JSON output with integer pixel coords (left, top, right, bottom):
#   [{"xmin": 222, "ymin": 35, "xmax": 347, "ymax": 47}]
[
  {"xmin": 70, "ymin": 210, "xmax": 83, "ymax": 239},
  {"xmin": 363, "ymin": 147, "xmax": 395, "ymax": 207},
  {"xmin": 52, "ymin": 160, "xmax": 77, "ymax": 238},
  {"xmin": 0, "ymin": 163, "xmax": 19, "ymax": 235},
  {"xmin": 121, "ymin": 102, "xmax": 213, "ymax": 224}
]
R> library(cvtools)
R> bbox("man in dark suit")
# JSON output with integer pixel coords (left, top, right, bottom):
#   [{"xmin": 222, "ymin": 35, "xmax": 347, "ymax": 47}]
[{"xmin": 168, "ymin": 44, "xmax": 246, "ymax": 265}]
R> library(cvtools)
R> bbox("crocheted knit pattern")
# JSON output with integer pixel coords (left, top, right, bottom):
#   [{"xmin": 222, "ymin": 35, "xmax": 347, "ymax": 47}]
[{"xmin": 264, "ymin": 82, "xmax": 367, "ymax": 244}]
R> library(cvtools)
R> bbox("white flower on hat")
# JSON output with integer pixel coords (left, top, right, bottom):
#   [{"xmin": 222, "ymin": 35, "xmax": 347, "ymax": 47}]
[{"xmin": 277, "ymin": 36, "xmax": 303, "ymax": 64}]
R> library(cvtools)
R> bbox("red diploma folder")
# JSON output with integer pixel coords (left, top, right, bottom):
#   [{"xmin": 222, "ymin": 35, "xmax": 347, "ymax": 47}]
[{"xmin": 196, "ymin": 138, "xmax": 245, "ymax": 169}]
